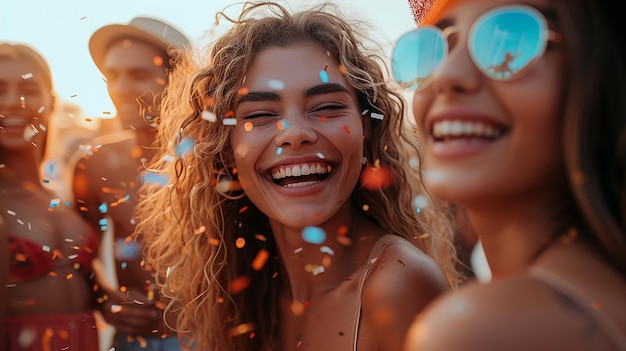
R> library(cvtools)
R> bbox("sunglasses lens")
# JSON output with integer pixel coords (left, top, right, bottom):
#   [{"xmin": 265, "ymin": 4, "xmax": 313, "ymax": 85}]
[
  {"xmin": 469, "ymin": 6, "xmax": 548, "ymax": 81},
  {"xmin": 392, "ymin": 26, "xmax": 447, "ymax": 90}
]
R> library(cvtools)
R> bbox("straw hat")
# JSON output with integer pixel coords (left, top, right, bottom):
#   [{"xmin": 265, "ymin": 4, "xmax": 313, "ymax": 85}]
[{"xmin": 89, "ymin": 16, "xmax": 190, "ymax": 73}]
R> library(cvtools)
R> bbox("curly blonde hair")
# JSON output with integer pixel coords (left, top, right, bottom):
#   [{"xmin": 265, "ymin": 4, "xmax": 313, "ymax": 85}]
[{"xmin": 135, "ymin": 2, "xmax": 460, "ymax": 350}]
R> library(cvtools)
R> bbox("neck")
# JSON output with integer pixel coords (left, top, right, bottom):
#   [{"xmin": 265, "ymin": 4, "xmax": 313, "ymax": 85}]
[
  {"xmin": 272, "ymin": 205, "xmax": 359, "ymax": 303},
  {"xmin": 467, "ymin": 195, "xmax": 579, "ymax": 279},
  {"xmin": 1, "ymin": 148, "xmax": 44, "ymax": 190}
]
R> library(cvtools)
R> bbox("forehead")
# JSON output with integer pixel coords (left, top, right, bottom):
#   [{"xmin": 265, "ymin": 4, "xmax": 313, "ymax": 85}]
[
  {"xmin": 102, "ymin": 38, "xmax": 165, "ymax": 71},
  {"xmin": 0, "ymin": 59, "xmax": 48, "ymax": 86},
  {"xmin": 243, "ymin": 43, "xmax": 349, "ymax": 91}
]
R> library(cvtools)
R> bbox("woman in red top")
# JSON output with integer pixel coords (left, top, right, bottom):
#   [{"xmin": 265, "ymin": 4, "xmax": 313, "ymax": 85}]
[{"xmin": 1, "ymin": 42, "xmax": 100, "ymax": 351}]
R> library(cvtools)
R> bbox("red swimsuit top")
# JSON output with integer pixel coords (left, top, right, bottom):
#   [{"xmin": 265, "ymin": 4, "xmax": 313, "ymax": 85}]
[{"xmin": 8, "ymin": 227, "xmax": 98, "ymax": 282}]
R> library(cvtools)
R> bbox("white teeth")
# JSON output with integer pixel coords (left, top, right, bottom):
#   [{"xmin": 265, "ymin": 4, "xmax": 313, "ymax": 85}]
[
  {"xmin": 285, "ymin": 180, "xmax": 320, "ymax": 188},
  {"xmin": 272, "ymin": 163, "xmax": 332, "ymax": 180},
  {"xmin": 432, "ymin": 120, "xmax": 502, "ymax": 139}
]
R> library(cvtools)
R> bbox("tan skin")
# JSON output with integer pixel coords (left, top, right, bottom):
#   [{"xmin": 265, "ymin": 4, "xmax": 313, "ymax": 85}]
[
  {"xmin": 404, "ymin": 0, "xmax": 626, "ymax": 350},
  {"xmin": 1, "ymin": 59, "xmax": 96, "ymax": 316},
  {"xmin": 232, "ymin": 43, "xmax": 449, "ymax": 351},
  {"xmin": 72, "ymin": 38, "xmax": 170, "ymax": 336}
]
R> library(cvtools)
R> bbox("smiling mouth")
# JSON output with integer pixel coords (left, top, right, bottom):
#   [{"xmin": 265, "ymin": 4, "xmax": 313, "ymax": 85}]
[
  {"xmin": 431, "ymin": 120, "xmax": 506, "ymax": 141},
  {"xmin": 270, "ymin": 163, "xmax": 333, "ymax": 188}
]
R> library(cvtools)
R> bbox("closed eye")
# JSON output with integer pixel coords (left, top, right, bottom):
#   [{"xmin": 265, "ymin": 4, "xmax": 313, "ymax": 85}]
[{"xmin": 312, "ymin": 103, "xmax": 347, "ymax": 113}]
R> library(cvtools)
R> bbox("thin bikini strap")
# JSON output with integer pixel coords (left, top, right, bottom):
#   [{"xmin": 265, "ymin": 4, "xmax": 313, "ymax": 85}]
[
  {"xmin": 529, "ymin": 266, "xmax": 626, "ymax": 350},
  {"xmin": 351, "ymin": 234, "xmax": 401, "ymax": 351}
]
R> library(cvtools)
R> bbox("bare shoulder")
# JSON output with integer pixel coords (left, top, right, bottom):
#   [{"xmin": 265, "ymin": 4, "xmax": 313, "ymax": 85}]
[
  {"xmin": 363, "ymin": 236, "xmax": 450, "ymax": 300},
  {"xmin": 404, "ymin": 274, "xmax": 624, "ymax": 351},
  {"xmin": 359, "ymin": 235, "xmax": 451, "ymax": 351}
]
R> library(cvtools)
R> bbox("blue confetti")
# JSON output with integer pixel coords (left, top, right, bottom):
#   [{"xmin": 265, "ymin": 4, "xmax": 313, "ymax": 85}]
[
  {"xmin": 302, "ymin": 226, "xmax": 326, "ymax": 244},
  {"xmin": 319, "ymin": 70, "xmax": 329, "ymax": 83},
  {"xmin": 141, "ymin": 171, "xmax": 169, "ymax": 186},
  {"xmin": 99, "ymin": 218, "xmax": 108, "ymax": 231},
  {"xmin": 276, "ymin": 147, "xmax": 283, "ymax": 155},
  {"xmin": 98, "ymin": 202, "xmax": 108, "ymax": 214},
  {"xmin": 175, "ymin": 136, "xmax": 195, "ymax": 156}
]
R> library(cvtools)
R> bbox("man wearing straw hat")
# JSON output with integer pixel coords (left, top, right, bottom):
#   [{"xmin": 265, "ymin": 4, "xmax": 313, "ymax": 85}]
[{"xmin": 72, "ymin": 16, "xmax": 190, "ymax": 351}]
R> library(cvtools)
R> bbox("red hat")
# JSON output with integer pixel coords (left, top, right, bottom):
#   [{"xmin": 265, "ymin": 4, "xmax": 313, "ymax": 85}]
[{"xmin": 89, "ymin": 16, "xmax": 190, "ymax": 73}]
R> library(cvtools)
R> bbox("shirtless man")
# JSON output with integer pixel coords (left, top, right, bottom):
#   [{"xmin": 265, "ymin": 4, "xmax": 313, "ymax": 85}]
[{"xmin": 72, "ymin": 17, "xmax": 190, "ymax": 351}]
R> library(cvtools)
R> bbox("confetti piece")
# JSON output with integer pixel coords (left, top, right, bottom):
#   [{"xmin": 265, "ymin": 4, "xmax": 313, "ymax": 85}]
[
  {"xmin": 276, "ymin": 147, "xmax": 283, "ymax": 155},
  {"xmin": 360, "ymin": 165, "xmax": 393, "ymax": 190},
  {"xmin": 267, "ymin": 79, "xmax": 285, "ymax": 90},
  {"xmin": 244, "ymin": 121, "xmax": 253, "ymax": 132},
  {"xmin": 201, "ymin": 110, "xmax": 217, "ymax": 122},
  {"xmin": 141, "ymin": 172, "xmax": 169, "ymax": 186},
  {"xmin": 229, "ymin": 276, "xmax": 251, "ymax": 293},
  {"xmin": 230, "ymin": 322, "xmax": 256, "ymax": 336},
  {"xmin": 412, "ymin": 195, "xmax": 428, "ymax": 209},
  {"xmin": 223, "ymin": 118, "xmax": 237, "ymax": 126},
  {"xmin": 98, "ymin": 202, "xmax": 108, "ymax": 213},
  {"xmin": 236, "ymin": 237, "xmax": 246, "ymax": 248},
  {"xmin": 251, "ymin": 249, "xmax": 269, "ymax": 271},
  {"xmin": 302, "ymin": 226, "xmax": 326, "ymax": 244},
  {"xmin": 238, "ymin": 87, "xmax": 249, "ymax": 95},
  {"xmin": 277, "ymin": 119, "xmax": 289, "ymax": 130},
  {"xmin": 316, "ymin": 152, "xmax": 325, "ymax": 159},
  {"xmin": 49, "ymin": 198, "xmax": 61, "ymax": 208},
  {"xmin": 343, "ymin": 126, "xmax": 351, "ymax": 134},
  {"xmin": 161, "ymin": 155, "xmax": 175, "ymax": 162},
  {"xmin": 319, "ymin": 70, "xmax": 329, "ymax": 83},
  {"xmin": 320, "ymin": 246, "xmax": 335, "ymax": 255},
  {"xmin": 175, "ymin": 136, "xmax": 195, "ymax": 156},
  {"xmin": 370, "ymin": 113, "xmax": 384, "ymax": 120}
]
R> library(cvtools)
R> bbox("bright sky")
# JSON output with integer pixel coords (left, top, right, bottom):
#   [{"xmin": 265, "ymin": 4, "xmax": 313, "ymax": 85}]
[{"xmin": 0, "ymin": 0, "xmax": 414, "ymax": 118}]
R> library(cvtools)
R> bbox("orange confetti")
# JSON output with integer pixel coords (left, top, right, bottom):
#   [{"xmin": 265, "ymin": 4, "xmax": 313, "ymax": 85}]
[
  {"xmin": 42, "ymin": 328, "xmax": 53, "ymax": 351},
  {"xmin": 153, "ymin": 55, "xmax": 164, "ymax": 67},
  {"xmin": 229, "ymin": 276, "xmax": 250, "ymax": 293},
  {"xmin": 359, "ymin": 165, "xmax": 393, "ymax": 190},
  {"xmin": 251, "ymin": 249, "xmax": 269, "ymax": 271},
  {"xmin": 236, "ymin": 237, "xmax": 246, "ymax": 248},
  {"xmin": 343, "ymin": 125, "xmax": 351, "ymax": 134},
  {"xmin": 238, "ymin": 87, "xmax": 249, "ymax": 95},
  {"xmin": 244, "ymin": 121, "xmax": 253, "ymax": 132},
  {"xmin": 239, "ymin": 206, "xmax": 249, "ymax": 214}
]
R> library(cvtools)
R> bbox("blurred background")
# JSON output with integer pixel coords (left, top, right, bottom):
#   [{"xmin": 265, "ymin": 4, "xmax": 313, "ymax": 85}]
[{"xmin": 0, "ymin": 0, "xmax": 415, "ymax": 120}]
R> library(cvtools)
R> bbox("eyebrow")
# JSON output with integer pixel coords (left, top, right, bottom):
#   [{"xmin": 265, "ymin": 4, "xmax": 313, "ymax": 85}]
[{"xmin": 236, "ymin": 83, "xmax": 351, "ymax": 106}]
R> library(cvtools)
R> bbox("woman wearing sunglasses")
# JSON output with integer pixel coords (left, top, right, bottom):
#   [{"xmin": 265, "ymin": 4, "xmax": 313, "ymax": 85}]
[{"xmin": 394, "ymin": 0, "xmax": 626, "ymax": 350}]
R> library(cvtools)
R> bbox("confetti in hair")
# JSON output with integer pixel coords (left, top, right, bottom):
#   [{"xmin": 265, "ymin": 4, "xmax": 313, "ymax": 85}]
[{"xmin": 408, "ymin": 0, "xmax": 437, "ymax": 24}]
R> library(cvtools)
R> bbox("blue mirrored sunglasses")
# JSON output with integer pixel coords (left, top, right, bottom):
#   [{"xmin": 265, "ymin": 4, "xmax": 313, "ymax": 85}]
[{"xmin": 392, "ymin": 4, "xmax": 561, "ymax": 90}]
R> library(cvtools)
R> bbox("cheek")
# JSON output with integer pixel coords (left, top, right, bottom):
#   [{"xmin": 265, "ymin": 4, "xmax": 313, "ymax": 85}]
[{"xmin": 412, "ymin": 92, "xmax": 431, "ymax": 134}]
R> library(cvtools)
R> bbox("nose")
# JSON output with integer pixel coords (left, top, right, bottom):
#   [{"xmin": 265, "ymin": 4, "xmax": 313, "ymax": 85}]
[
  {"xmin": 428, "ymin": 38, "xmax": 481, "ymax": 94},
  {"xmin": 107, "ymin": 74, "xmax": 139, "ymax": 99},
  {"xmin": 0, "ymin": 87, "xmax": 26, "ymax": 110},
  {"xmin": 274, "ymin": 114, "xmax": 318, "ymax": 148}
]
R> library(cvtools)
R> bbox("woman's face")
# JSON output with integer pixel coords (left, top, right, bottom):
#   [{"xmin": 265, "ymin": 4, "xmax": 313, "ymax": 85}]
[
  {"xmin": 233, "ymin": 43, "xmax": 364, "ymax": 228},
  {"xmin": 0, "ymin": 58, "xmax": 52, "ymax": 151},
  {"xmin": 412, "ymin": 0, "xmax": 569, "ymax": 208}
]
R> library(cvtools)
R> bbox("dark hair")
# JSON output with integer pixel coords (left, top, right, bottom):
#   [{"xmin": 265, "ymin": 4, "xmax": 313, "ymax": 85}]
[{"xmin": 557, "ymin": 0, "xmax": 626, "ymax": 275}]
